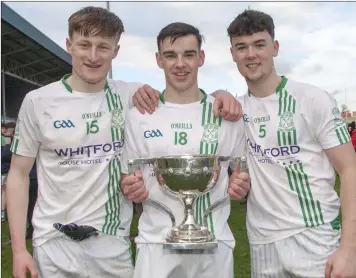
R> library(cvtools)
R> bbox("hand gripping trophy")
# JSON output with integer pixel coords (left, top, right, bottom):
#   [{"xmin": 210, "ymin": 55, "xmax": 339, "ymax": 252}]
[{"xmin": 128, "ymin": 154, "xmax": 247, "ymax": 250}]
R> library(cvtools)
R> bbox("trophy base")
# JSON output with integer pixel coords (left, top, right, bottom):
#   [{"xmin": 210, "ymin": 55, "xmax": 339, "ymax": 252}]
[
  {"xmin": 164, "ymin": 224, "xmax": 217, "ymax": 250},
  {"xmin": 163, "ymin": 241, "xmax": 218, "ymax": 250}
]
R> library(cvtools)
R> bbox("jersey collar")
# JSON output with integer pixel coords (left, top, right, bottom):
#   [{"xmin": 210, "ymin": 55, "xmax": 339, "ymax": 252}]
[
  {"xmin": 61, "ymin": 73, "xmax": 109, "ymax": 93},
  {"xmin": 159, "ymin": 89, "xmax": 207, "ymax": 104},
  {"xmin": 248, "ymin": 75, "xmax": 288, "ymax": 97}
]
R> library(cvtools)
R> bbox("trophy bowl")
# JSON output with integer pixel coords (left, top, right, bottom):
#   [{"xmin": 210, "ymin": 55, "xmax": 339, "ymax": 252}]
[
  {"xmin": 153, "ymin": 154, "xmax": 219, "ymax": 194},
  {"xmin": 128, "ymin": 154, "xmax": 246, "ymax": 250}
]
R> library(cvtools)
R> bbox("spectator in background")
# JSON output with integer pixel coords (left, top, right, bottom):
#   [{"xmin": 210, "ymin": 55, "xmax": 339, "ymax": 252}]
[
  {"xmin": 349, "ymin": 122, "xmax": 356, "ymax": 151},
  {"xmin": 1, "ymin": 122, "xmax": 7, "ymax": 145},
  {"xmin": 1, "ymin": 122, "xmax": 10, "ymax": 221}
]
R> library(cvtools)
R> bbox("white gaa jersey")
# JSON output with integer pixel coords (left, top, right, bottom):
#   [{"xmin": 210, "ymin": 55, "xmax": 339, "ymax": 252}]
[
  {"xmin": 242, "ymin": 76, "xmax": 350, "ymax": 244},
  {"xmin": 11, "ymin": 74, "xmax": 141, "ymax": 247},
  {"xmin": 121, "ymin": 94, "xmax": 246, "ymax": 249}
]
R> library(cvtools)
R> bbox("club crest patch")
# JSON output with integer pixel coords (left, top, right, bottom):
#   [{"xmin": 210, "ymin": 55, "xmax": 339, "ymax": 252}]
[
  {"xmin": 332, "ymin": 107, "xmax": 344, "ymax": 127},
  {"xmin": 278, "ymin": 112, "xmax": 295, "ymax": 132},
  {"xmin": 201, "ymin": 123, "xmax": 219, "ymax": 144},
  {"xmin": 111, "ymin": 108, "xmax": 124, "ymax": 129}
]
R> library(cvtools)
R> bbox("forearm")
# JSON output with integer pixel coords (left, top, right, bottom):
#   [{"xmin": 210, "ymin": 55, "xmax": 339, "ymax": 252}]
[
  {"xmin": 128, "ymin": 83, "xmax": 146, "ymax": 110},
  {"xmin": 6, "ymin": 168, "xmax": 30, "ymax": 253},
  {"xmin": 339, "ymin": 166, "xmax": 356, "ymax": 249},
  {"xmin": 211, "ymin": 90, "xmax": 223, "ymax": 98},
  {"xmin": 211, "ymin": 89, "xmax": 232, "ymax": 98}
]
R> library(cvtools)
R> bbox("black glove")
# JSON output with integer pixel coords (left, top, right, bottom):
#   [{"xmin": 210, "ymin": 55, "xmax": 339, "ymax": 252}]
[{"xmin": 53, "ymin": 222, "xmax": 99, "ymax": 241}]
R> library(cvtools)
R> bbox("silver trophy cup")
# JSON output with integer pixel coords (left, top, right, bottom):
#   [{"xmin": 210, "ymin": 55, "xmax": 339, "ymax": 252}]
[{"xmin": 128, "ymin": 154, "xmax": 247, "ymax": 250}]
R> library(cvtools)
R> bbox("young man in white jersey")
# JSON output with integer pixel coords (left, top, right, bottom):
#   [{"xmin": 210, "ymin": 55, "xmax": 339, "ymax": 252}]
[
  {"xmin": 227, "ymin": 9, "xmax": 356, "ymax": 278},
  {"xmin": 6, "ymin": 7, "xmax": 243, "ymax": 278},
  {"xmin": 6, "ymin": 7, "xmax": 139, "ymax": 278},
  {"xmin": 120, "ymin": 22, "xmax": 250, "ymax": 278}
]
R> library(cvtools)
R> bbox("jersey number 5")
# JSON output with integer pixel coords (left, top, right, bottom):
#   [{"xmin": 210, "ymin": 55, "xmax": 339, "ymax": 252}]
[
  {"xmin": 174, "ymin": 131, "xmax": 188, "ymax": 145},
  {"xmin": 259, "ymin": 124, "xmax": 266, "ymax": 138},
  {"xmin": 86, "ymin": 120, "xmax": 99, "ymax": 135}
]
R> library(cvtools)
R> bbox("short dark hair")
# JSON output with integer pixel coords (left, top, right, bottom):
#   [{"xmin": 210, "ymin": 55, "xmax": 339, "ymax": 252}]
[
  {"xmin": 351, "ymin": 121, "xmax": 356, "ymax": 129},
  {"xmin": 157, "ymin": 22, "xmax": 205, "ymax": 51},
  {"xmin": 1, "ymin": 122, "xmax": 7, "ymax": 129},
  {"xmin": 68, "ymin": 6, "xmax": 124, "ymax": 41},
  {"xmin": 227, "ymin": 9, "xmax": 275, "ymax": 41}
]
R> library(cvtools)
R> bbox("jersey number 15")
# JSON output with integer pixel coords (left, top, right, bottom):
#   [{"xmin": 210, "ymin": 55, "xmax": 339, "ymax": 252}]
[{"xmin": 86, "ymin": 120, "xmax": 100, "ymax": 135}]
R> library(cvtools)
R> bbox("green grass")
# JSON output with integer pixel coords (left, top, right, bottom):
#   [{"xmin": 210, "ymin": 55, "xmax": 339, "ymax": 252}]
[{"xmin": 1, "ymin": 177, "xmax": 341, "ymax": 278}]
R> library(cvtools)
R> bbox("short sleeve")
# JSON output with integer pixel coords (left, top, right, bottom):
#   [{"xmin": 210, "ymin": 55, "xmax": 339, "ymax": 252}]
[
  {"xmin": 120, "ymin": 110, "xmax": 141, "ymax": 174},
  {"xmin": 112, "ymin": 80, "xmax": 143, "ymax": 111},
  {"xmin": 11, "ymin": 94, "xmax": 40, "ymax": 157},
  {"xmin": 311, "ymin": 90, "xmax": 351, "ymax": 149}
]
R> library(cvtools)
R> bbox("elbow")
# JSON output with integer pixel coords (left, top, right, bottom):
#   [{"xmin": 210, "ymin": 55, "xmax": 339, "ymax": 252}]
[
  {"xmin": 6, "ymin": 167, "xmax": 29, "ymax": 189},
  {"xmin": 337, "ymin": 163, "xmax": 356, "ymax": 181}
]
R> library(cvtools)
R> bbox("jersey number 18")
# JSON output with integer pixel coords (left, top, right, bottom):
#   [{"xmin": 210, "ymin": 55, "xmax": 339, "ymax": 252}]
[{"xmin": 174, "ymin": 131, "xmax": 188, "ymax": 145}]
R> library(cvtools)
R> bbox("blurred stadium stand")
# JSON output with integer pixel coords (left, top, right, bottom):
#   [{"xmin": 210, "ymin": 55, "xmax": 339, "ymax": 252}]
[{"xmin": 1, "ymin": 2, "xmax": 72, "ymax": 123}]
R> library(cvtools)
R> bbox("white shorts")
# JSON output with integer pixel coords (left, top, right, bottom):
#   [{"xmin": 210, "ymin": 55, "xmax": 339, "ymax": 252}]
[
  {"xmin": 250, "ymin": 223, "xmax": 340, "ymax": 278},
  {"xmin": 133, "ymin": 241, "xmax": 233, "ymax": 278},
  {"xmin": 33, "ymin": 233, "xmax": 134, "ymax": 278}
]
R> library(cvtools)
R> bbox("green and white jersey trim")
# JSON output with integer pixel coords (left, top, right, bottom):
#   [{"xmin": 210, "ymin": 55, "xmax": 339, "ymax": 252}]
[
  {"xmin": 61, "ymin": 74, "xmax": 125, "ymax": 235},
  {"xmin": 195, "ymin": 98, "xmax": 222, "ymax": 234},
  {"xmin": 276, "ymin": 78, "xmax": 325, "ymax": 228},
  {"xmin": 244, "ymin": 76, "xmax": 344, "ymax": 244},
  {"xmin": 160, "ymin": 90, "xmax": 222, "ymax": 234},
  {"xmin": 10, "ymin": 75, "xmax": 139, "ymax": 246},
  {"xmin": 103, "ymin": 86, "xmax": 124, "ymax": 235},
  {"xmin": 122, "ymin": 89, "xmax": 246, "ymax": 247},
  {"xmin": 285, "ymin": 164, "xmax": 325, "ymax": 227}
]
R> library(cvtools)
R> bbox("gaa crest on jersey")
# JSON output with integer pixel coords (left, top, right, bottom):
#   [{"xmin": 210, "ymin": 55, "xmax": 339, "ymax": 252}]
[
  {"xmin": 201, "ymin": 123, "xmax": 219, "ymax": 144},
  {"xmin": 332, "ymin": 107, "xmax": 344, "ymax": 127},
  {"xmin": 111, "ymin": 108, "xmax": 124, "ymax": 129},
  {"xmin": 278, "ymin": 112, "xmax": 295, "ymax": 132}
]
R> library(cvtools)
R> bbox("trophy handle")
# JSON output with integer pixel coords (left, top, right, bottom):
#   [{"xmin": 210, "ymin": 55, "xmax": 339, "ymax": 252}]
[
  {"xmin": 203, "ymin": 156, "xmax": 248, "ymax": 228},
  {"xmin": 127, "ymin": 158, "xmax": 177, "ymax": 227}
]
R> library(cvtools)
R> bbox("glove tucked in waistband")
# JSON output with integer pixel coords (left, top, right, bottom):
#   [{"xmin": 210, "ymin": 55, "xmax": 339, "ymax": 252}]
[{"xmin": 53, "ymin": 222, "xmax": 99, "ymax": 241}]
